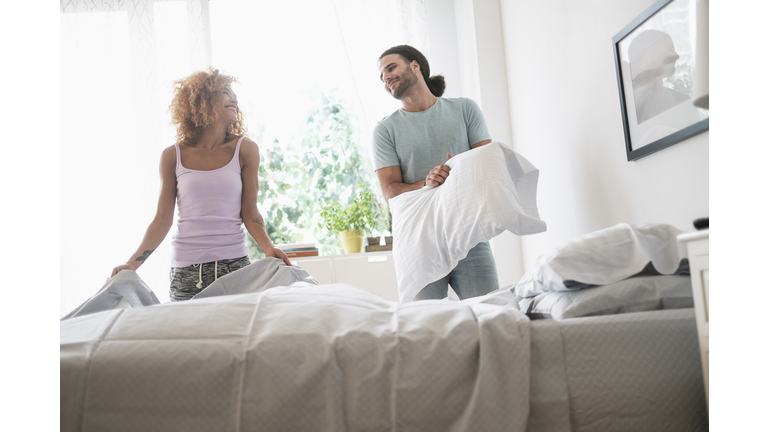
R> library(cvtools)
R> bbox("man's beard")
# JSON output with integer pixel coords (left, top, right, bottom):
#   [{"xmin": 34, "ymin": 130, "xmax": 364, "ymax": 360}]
[{"xmin": 392, "ymin": 65, "xmax": 419, "ymax": 100}]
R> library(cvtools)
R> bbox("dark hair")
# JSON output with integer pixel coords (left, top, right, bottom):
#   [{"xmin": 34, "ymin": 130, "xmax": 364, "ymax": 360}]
[{"xmin": 379, "ymin": 45, "xmax": 445, "ymax": 97}]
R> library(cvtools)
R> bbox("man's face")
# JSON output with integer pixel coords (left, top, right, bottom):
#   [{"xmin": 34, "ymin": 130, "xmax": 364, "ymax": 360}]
[{"xmin": 378, "ymin": 54, "xmax": 419, "ymax": 100}]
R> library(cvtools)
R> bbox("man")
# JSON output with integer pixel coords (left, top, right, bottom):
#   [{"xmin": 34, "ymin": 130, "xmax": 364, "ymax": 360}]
[{"xmin": 372, "ymin": 44, "xmax": 499, "ymax": 301}]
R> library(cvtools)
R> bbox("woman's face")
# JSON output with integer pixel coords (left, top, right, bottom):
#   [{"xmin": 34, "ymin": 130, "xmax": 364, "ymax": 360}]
[{"xmin": 215, "ymin": 86, "xmax": 239, "ymax": 125}]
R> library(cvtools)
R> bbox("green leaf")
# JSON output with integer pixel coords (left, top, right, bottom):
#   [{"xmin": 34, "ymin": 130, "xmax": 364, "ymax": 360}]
[{"xmin": 244, "ymin": 86, "xmax": 383, "ymax": 252}]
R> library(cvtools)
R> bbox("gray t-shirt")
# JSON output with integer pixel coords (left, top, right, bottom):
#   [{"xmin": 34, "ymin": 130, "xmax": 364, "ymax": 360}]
[{"xmin": 372, "ymin": 97, "xmax": 491, "ymax": 185}]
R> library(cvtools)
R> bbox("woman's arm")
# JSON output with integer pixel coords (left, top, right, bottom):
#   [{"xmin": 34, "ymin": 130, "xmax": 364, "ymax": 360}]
[
  {"xmin": 240, "ymin": 138, "xmax": 292, "ymax": 266},
  {"xmin": 111, "ymin": 145, "xmax": 178, "ymax": 277}
]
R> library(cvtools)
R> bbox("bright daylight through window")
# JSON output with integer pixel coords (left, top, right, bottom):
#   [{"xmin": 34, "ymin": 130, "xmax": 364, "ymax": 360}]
[
  {"xmin": 60, "ymin": 0, "xmax": 423, "ymax": 313},
  {"xmin": 210, "ymin": 0, "xmax": 387, "ymax": 257}
]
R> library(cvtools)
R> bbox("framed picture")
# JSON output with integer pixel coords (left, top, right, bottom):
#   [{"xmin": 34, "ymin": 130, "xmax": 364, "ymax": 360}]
[{"xmin": 612, "ymin": 0, "xmax": 709, "ymax": 161}]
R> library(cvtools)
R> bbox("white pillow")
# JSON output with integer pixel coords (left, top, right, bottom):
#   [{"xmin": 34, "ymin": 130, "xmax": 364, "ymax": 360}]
[
  {"xmin": 515, "ymin": 223, "xmax": 687, "ymax": 299},
  {"xmin": 389, "ymin": 142, "xmax": 547, "ymax": 302},
  {"xmin": 517, "ymin": 275, "xmax": 693, "ymax": 319}
]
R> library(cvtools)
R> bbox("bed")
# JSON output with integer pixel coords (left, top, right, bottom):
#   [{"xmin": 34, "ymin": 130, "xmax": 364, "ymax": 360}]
[
  {"xmin": 61, "ymin": 143, "xmax": 708, "ymax": 431},
  {"xmin": 60, "ymin": 250, "xmax": 708, "ymax": 431}
]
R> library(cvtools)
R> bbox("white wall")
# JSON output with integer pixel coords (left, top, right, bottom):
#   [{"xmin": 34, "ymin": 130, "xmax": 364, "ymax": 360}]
[
  {"xmin": 425, "ymin": 0, "xmax": 463, "ymax": 98},
  {"xmin": 498, "ymin": 0, "xmax": 709, "ymax": 269},
  {"xmin": 426, "ymin": 0, "xmax": 708, "ymax": 280},
  {"xmin": 461, "ymin": 0, "xmax": 523, "ymax": 288},
  {"xmin": 428, "ymin": 0, "xmax": 525, "ymax": 287}
]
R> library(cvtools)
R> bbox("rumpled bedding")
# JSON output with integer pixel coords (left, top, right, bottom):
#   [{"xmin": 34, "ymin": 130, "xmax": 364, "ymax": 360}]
[
  {"xmin": 515, "ymin": 223, "xmax": 688, "ymax": 299},
  {"xmin": 61, "ymin": 273, "xmax": 531, "ymax": 432},
  {"xmin": 60, "ymin": 270, "xmax": 160, "ymax": 320},
  {"xmin": 389, "ymin": 142, "xmax": 547, "ymax": 302},
  {"xmin": 192, "ymin": 257, "xmax": 318, "ymax": 299},
  {"xmin": 60, "ymin": 232, "xmax": 708, "ymax": 432},
  {"xmin": 61, "ymin": 258, "xmax": 317, "ymax": 320}
]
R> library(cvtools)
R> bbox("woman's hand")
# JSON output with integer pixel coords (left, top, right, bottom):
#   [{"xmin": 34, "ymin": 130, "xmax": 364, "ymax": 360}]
[
  {"xmin": 111, "ymin": 263, "xmax": 139, "ymax": 278},
  {"xmin": 264, "ymin": 247, "xmax": 292, "ymax": 266}
]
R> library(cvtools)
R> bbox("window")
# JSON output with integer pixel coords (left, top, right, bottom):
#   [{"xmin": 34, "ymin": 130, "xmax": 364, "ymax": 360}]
[
  {"xmin": 209, "ymin": 0, "xmax": 397, "ymax": 256},
  {"xmin": 60, "ymin": 0, "xmax": 429, "ymax": 313},
  {"xmin": 60, "ymin": 0, "xmax": 211, "ymax": 311}
]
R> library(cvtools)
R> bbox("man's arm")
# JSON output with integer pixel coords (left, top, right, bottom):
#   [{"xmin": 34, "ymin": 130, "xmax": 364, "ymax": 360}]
[
  {"xmin": 471, "ymin": 139, "xmax": 492, "ymax": 149},
  {"xmin": 376, "ymin": 165, "xmax": 426, "ymax": 203},
  {"xmin": 424, "ymin": 140, "xmax": 490, "ymax": 189},
  {"xmin": 377, "ymin": 139, "xmax": 493, "ymax": 203},
  {"xmin": 377, "ymin": 155, "xmax": 459, "ymax": 203}
]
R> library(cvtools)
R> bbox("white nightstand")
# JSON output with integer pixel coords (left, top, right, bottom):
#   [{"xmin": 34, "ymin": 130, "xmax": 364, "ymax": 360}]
[
  {"xmin": 678, "ymin": 229, "xmax": 709, "ymax": 408},
  {"xmin": 290, "ymin": 251, "xmax": 400, "ymax": 302}
]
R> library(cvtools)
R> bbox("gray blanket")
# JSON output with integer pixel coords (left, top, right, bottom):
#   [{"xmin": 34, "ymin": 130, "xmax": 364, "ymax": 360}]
[
  {"xmin": 61, "ymin": 278, "xmax": 530, "ymax": 432},
  {"xmin": 61, "ymin": 258, "xmax": 318, "ymax": 320}
]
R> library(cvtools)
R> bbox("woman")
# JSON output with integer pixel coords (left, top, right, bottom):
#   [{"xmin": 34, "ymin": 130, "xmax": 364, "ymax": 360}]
[{"xmin": 111, "ymin": 68, "xmax": 291, "ymax": 301}]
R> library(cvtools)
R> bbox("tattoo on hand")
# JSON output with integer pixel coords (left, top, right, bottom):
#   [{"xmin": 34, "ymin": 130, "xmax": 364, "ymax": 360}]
[
  {"xmin": 135, "ymin": 249, "xmax": 154, "ymax": 262},
  {"xmin": 253, "ymin": 217, "xmax": 265, "ymax": 227}
]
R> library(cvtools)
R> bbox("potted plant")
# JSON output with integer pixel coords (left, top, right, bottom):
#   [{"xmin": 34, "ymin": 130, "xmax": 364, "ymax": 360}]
[
  {"xmin": 319, "ymin": 185, "xmax": 379, "ymax": 254},
  {"xmin": 366, "ymin": 197, "xmax": 393, "ymax": 249},
  {"xmin": 362, "ymin": 189, "xmax": 396, "ymax": 249}
]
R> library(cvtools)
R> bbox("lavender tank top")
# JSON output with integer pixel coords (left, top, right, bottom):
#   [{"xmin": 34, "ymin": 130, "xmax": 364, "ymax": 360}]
[{"xmin": 171, "ymin": 136, "xmax": 249, "ymax": 267}]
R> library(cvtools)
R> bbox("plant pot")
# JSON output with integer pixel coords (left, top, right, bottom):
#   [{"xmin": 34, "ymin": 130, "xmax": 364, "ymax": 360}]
[
  {"xmin": 339, "ymin": 229, "xmax": 365, "ymax": 253},
  {"xmin": 384, "ymin": 236, "xmax": 393, "ymax": 245},
  {"xmin": 367, "ymin": 236, "xmax": 381, "ymax": 246}
]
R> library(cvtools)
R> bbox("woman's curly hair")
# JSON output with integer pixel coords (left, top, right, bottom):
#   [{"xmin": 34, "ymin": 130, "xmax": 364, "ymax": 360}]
[{"xmin": 169, "ymin": 68, "xmax": 248, "ymax": 145}]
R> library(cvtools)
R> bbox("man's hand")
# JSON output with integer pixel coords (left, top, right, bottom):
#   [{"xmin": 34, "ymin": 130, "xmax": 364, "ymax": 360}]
[
  {"xmin": 265, "ymin": 247, "xmax": 292, "ymax": 266},
  {"xmin": 426, "ymin": 153, "xmax": 452, "ymax": 187}
]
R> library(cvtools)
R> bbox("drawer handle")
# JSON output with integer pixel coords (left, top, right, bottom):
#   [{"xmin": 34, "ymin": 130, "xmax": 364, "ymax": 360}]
[{"xmin": 368, "ymin": 255, "xmax": 388, "ymax": 263}]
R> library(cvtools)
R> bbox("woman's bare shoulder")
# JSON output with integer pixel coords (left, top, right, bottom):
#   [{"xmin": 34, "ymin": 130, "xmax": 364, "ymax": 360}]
[
  {"xmin": 236, "ymin": 135, "xmax": 258, "ymax": 146},
  {"xmin": 159, "ymin": 144, "xmax": 178, "ymax": 169},
  {"xmin": 239, "ymin": 137, "xmax": 259, "ymax": 155},
  {"xmin": 162, "ymin": 144, "xmax": 178, "ymax": 155},
  {"xmin": 237, "ymin": 137, "xmax": 259, "ymax": 171}
]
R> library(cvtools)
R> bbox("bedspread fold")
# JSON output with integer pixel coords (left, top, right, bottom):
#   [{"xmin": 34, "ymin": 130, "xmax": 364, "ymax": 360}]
[{"xmin": 61, "ymin": 279, "xmax": 531, "ymax": 432}]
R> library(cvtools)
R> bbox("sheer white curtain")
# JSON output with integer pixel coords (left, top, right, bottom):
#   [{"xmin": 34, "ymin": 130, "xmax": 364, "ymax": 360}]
[
  {"xmin": 60, "ymin": 0, "xmax": 211, "ymax": 315},
  {"xmin": 332, "ymin": 0, "xmax": 431, "ymax": 154},
  {"xmin": 60, "ymin": 0, "xmax": 432, "ymax": 316}
]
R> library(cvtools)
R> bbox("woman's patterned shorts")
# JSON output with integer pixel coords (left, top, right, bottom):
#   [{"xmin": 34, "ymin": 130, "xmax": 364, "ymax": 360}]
[{"xmin": 169, "ymin": 256, "xmax": 251, "ymax": 301}]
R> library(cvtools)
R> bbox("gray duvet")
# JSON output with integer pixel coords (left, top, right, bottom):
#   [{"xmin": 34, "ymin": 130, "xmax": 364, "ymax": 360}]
[
  {"xmin": 60, "ymin": 263, "xmax": 707, "ymax": 431},
  {"xmin": 61, "ymin": 269, "xmax": 530, "ymax": 432}
]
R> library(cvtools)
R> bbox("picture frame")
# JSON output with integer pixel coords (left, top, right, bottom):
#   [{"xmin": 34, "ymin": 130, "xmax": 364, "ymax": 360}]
[{"xmin": 612, "ymin": 0, "xmax": 709, "ymax": 161}]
